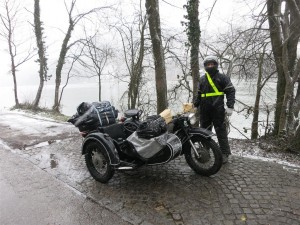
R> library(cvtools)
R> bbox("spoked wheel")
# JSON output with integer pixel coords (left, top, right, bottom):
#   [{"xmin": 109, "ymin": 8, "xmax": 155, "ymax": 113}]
[
  {"xmin": 85, "ymin": 142, "xmax": 115, "ymax": 183},
  {"xmin": 184, "ymin": 136, "xmax": 222, "ymax": 176}
]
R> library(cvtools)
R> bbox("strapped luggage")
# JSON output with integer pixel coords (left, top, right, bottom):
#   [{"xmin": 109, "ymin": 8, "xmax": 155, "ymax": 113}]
[
  {"xmin": 68, "ymin": 101, "xmax": 118, "ymax": 132},
  {"xmin": 136, "ymin": 115, "xmax": 167, "ymax": 139}
]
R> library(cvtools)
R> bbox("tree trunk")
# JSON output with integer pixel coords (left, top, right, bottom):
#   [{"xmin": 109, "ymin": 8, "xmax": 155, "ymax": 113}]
[
  {"xmin": 129, "ymin": 23, "xmax": 145, "ymax": 109},
  {"xmin": 11, "ymin": 65, "xmax": 19, "ymax": 107},
  {"xmin": 32, "ymin": 0, "xmax": 48, "ymax": 109},
  {"xmin": 251, "ymin": 54, "xmax": 264, "ymax": 139},
  {"xmin": 289, "ymin": 81, "xmax": 300, "ymax": 129},
  {"xmin": 185, "ymin": 0, "xmax": 200, "ymax": 125},
  {"xmin": 6, "ymin": 4, "xmax": 19, "ymax": 107},
  {"xmin": 277, "ymin": 1, "xmax": 300, "ymax": 134},
  {"xmin": 8, "ymin": 38, "xmax": 19, "ymax": 107},
  {"xmin": 288, "ymin": 126, "xmax": 300, "ymax": 153},
  {"xmin": 33, "ymin": 80, "xmax": 44, "ymax": 108},
  {"xmin": 286, "ymin": 0, "xmax": 300, "ymax": 73},
  {"xmin": 278, "ymin": 64, "xmax": 293, "ymax": 133},
  {"xmin": 10, "ymin": 51, "xmax": 19, "ymax": 107},
  {"xmin": 98, "ymin": 73, "xmax": 101, "ymax": 101},
  {"xmin": 267, "ymin": 0, "xmax": 286, "ymax": 135},
  {"xmin": 128, "ymin": 81, "xmax": 133, "ymax": 109},
  {"xmin": 186, "ymin": 0, "xmax": 200, "ymax": 102},
  {"xmin": 145, "ymin": 0, "xmax": 168, "ymax": 114},
  {"xmin": 128, "ymin": 70, "xmax": 139, "ymax": 109},
  {"xmin": 53, "ymin": 25, "xmax": 73, "ymax": 112},
  {"xmin": 286, "ymin": 0, "xmax": 300, "ymax": 133}
]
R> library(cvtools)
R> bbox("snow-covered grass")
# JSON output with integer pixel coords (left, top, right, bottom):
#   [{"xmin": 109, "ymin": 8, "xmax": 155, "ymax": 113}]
[
  {"xmin": 0, "ymin": 109, "xmax": 75, "ymax": 135},
  {"xmin": 230, "ymin": 139, "xmax": 300, "ymax": 170}
]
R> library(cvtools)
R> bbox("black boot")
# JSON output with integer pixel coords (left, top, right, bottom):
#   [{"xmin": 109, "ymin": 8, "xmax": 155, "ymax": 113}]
[{"xmin": 215, "ymin": 126, "xmax": 231, "ymax": 164}]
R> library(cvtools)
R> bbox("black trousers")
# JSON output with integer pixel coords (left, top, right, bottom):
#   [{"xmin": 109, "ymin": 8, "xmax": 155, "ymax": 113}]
[{"xmin": 200, "ymin": 106, "xmax": 231, "ymax": 155}]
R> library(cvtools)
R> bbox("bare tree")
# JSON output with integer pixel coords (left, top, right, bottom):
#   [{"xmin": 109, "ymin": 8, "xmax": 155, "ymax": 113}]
[
  {"xmin": 183, "ymin": 0, "xmax": 200, "ymax": 102},
  {"xmin": 58, "ymin": 46, "xmax": 84, "ymax": 107},
  {"xmin": 0, "ymin": 0, "xmax": 34, "ymax": 108},
  {"xmin": 163, "ymin": 31, "xmax": 193, "ymax": 104},
  {"xmin": 53, "ymin": 0, "xmax": 108, "ymax": 112},
  {"xmin": 32, "ymin": 0, "xmax": 48, "ymax": 109},
  {"xmin": 78, "ymin": 31, "xmax": 113, "ymax": 101},
  {"xmin": 267, "ymin": 0, "xmax": 300, "ymax": 135},
  {"xmin": 281, "ymin": 0, "xmax": 300, "ymax": 134},
  {"xmin": 167, "ymin": 44, "xmax": 193, "ymax": 103},
  {"xmin": 145, "ymin": 0, "xmax": 168, "ymax": 114},
  {"xmin": 115, "ymin": 8, "xmax": 148, "ymax": 109},
  {"xmin": 127, "ymin": 14, "xmax": 147, "ymax": 109},
  {"xmin": 267, "ymin": 0, "xmax": 285, "ymax": 135},
  {"xmin": 251, "ymin": 44, "xmax": 276, "ymax": 139},
  {"xmin": 282, "ymin": 0, "xmax": 300, "ymax": 151}
]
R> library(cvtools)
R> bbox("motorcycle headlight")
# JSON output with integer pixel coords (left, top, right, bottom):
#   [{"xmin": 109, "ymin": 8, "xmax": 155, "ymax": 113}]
[{"xmin": 188, "ymin": 113, "xmax": 196, "ymax": 125}]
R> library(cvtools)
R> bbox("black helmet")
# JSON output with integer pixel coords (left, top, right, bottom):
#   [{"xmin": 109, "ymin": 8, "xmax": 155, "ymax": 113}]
[{"xmin": 203, "ymin": 55, "xmax": 219, "ymax": 75}]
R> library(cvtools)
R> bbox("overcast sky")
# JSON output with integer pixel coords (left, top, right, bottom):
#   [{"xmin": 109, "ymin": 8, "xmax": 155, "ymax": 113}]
[{"xmin": 0, "ymin": 0, "xmax": 259, "ymax": 87}]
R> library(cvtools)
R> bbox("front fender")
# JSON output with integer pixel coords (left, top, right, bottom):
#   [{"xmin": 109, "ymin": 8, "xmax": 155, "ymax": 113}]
[
  {"xmin": 82, "ymin": 132, "xmax": 120, "ymax": 165},
  {"xmin": 189, "ymin": 127, "xmax": 214, "ymax": 139}
]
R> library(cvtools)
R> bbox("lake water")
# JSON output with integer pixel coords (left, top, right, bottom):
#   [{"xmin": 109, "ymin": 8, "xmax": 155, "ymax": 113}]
[{"xmin": 0, "ymin": 78, "xmax": 276, "ymax": 139}]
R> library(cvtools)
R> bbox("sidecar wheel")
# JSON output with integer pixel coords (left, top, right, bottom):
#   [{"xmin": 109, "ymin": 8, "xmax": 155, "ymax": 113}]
[
  {"xmin": 184, "ymin": 136, "xmax": 222, "ymax": 176},
  {"xmin": 85, "ymin": 142, "xmax": 115, "ymax": 183}
]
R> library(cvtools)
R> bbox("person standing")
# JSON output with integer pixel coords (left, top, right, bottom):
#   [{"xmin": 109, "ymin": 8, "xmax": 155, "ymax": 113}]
[{"xmin": 194, "ymin": 56, "xmax": 236, "ymax": 164}]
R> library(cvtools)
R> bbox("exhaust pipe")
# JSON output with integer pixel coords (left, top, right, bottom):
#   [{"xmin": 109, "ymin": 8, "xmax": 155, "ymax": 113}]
[{"xmin": 116, "ymin": 167, "xmax": 134, "ymax": 170}]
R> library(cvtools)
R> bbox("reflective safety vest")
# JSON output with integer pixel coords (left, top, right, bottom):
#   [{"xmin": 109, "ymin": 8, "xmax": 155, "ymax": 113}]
[{"xmin": 201, "ymin": 72, "xmax": 224, "ymax": 97}]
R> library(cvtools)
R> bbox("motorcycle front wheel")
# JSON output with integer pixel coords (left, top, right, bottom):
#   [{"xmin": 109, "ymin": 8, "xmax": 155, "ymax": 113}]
[
  {"xmin": 85, "ymin": 141, "xmax": 115, "ymax": 183},
  {"xmin": 184, "ymin": 136, "xmax": 222, "ymax": 176}
]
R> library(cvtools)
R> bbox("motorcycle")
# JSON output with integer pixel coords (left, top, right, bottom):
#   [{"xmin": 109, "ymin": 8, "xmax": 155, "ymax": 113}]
[{"xmin": 78, "ymin": 108, "xmax": 223, "ymax": 183}]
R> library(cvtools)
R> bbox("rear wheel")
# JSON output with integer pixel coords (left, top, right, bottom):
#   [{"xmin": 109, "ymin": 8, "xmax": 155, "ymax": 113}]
[
  {"xmin": 184, "ymin": 136, "xmax": 222, "ymax": 176},
  {"xmin": 85, "ymin": 142, "xmax": 115, "ymax": 183}
]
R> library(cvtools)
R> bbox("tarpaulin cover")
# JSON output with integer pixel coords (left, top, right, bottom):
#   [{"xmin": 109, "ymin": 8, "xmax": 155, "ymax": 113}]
[{"xmin": 127, "ymin": 132, "xmax": 182, "ymax": 159}]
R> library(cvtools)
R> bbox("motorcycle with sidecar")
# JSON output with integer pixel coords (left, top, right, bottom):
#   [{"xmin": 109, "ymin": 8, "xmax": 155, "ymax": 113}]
[{"xmin": 68, "ymin": 103, "xmax": 223, "ymax": 183}]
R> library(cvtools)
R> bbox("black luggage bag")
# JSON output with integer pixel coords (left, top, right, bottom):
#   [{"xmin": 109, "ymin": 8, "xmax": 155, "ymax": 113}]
[{"xmin": 68, "ymin": 101, "xmax": 118, "ymax": 132}]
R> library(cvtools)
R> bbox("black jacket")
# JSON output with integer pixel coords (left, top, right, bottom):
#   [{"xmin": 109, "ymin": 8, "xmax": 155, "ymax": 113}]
[{"xmin": 194, "ymin": 71, "xmax": 235, "ymax": 109}]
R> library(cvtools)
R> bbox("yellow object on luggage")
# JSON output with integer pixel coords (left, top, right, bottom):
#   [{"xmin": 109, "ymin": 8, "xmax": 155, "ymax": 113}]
[
  {"xmin": 159, "ymin": 109, "xmax": 173, "ymax": 124},
  {"xmin": 183, "ymin": 103, "xmax": 195, "ymax": 113}
]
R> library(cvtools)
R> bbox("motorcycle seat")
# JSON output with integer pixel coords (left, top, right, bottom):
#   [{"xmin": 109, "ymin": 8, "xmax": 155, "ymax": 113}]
[
  {"xmin": 99, "ymin": 123, "xmax": 127, "ymax": 140},
  {"xmin": 124, "ymin": 109, "xmax": 139, "ymax": 118}
]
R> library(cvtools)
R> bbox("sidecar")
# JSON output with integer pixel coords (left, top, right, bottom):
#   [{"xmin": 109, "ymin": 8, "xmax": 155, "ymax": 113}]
[
  {"xmin": 79, "ymin": 108, "xmax": 142, "ymax": 182},
  {"xmin": 81, "ymin": 108, "xmax": 183, "ymax": 183}
]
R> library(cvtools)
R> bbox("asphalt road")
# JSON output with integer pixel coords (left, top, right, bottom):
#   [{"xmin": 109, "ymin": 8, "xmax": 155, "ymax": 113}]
[{"xmin": 0, "ymin": 147, "xmax": 131, "ymax": 225}]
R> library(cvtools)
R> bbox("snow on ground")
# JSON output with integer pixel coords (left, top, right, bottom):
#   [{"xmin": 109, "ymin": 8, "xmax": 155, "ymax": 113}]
[
  {"xmin": 0, "ymin": 110, "xmax": 89, "ymax": 182},
  {"xmin": 233, "ymin": 150, "xmax": 300, "ymax": 169},
  {"xmin": 230, "ymin": 139, "xmax": 300, "ymax": 171},
  {"xmin": 0, "ymin": 109, "xmax": 76, "ymax": 136}
]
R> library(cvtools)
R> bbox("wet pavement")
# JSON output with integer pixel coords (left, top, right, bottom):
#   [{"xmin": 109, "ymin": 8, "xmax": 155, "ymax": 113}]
[
  {"xmin": 0, "ymin": 145, "xmax": 131, "ymax": 225},
  {"xmin": 0, "ymin": 112, "xmax": 300, "ymax": 225}
]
